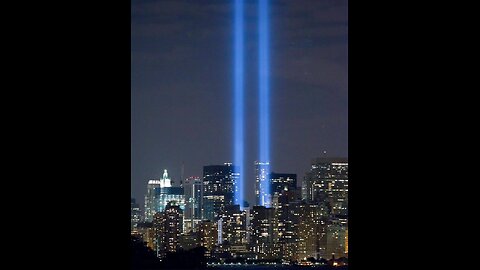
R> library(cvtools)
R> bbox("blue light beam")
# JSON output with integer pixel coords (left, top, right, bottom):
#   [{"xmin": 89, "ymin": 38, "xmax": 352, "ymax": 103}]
[
  {"xmin": 233, "ymin": 0, "xmax": 245, "ymax": 207},
  {"xmin": 259, "ymin": 0, "xmax": 270, "ymax": 205}
]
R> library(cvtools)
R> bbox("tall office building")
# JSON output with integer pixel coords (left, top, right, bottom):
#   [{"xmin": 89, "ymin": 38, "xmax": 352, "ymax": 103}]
[
  {"xmin": 325, "ymin": 217, "xmax": 348, "ymax": 259},
  {"xmin": 345, "ymin": 228, "xmax": 348, "ymax": 257},
  {"xmin": 179, "ymin": 231, "xmax": 200, "ymax": 251},
  {"xmin": 255, "ymin": 161, "xmax": 271, "ymax": 207},
  {"xmin": 136, "ymin": 221, "xmax": 155, "ymax": 250},
  {"xmin": 131, "ymin": 198, "xmax": 142, "ymax": 231},
  {"xmin": 145, "ymin": 169, "xmax": 186, "ymax": 223},
  {"xmin": 153, "ymin": 212, "xmax": 163, "ymax": 257},
  {"xmin": 249, "ymin": 206, "xmax": 278, "ymax": 259},
  {"xmin": 153, "ymin": 201, "xmax": 183, "ymax": 259},
  {"xmin": 198, "ymin": 220, "xmax": 218, "ymax": 258},
  {"xmin": 275, "ymin": 190, "xmax": 300, "ymax": 262},
  {"xmin": 297, "ymin": 202, "xmax": 328, "ymax": 260},
  {"xmin": 145, "ymin": 179, "xmax": 162, "ymax": 222},
  {"xmin": 154, "ymin": 186, "xmax": 185, "ymax": 215},
  {"xmin": 302, "ymin": 158, "xmax": 348, "ymax": 216},
  {"xmin": 145, "ymin": 169, "xmax": 173, "ymax": 221},
  {"xmin": 202, "ymin": 163, "xmax": 238, "ymax": 221},
  {"xmin": 219, "ymin": 205, "xmax": 247, "ymax": 246},
  {"xmin": 184, "ymin": 176, "xmax": 203, "ymax": 232},
  {"xmin": 269, "ymin": 172, "xmax": 297, "ymax": 196}
]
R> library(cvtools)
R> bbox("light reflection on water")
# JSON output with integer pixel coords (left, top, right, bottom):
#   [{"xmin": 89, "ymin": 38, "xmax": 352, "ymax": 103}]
[{"xmin": 207, "ymin": 266, "xmax": 347, "ymax": 270}]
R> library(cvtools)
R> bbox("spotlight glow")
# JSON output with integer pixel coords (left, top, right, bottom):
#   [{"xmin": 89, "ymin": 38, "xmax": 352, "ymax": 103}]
[
  {"xmin": 233, "ymin": 0, "xmax": 244, "ymax": 207},
  {"xmin": 258, "ymin": 0, "xmax": 270, "ymax": 206}
]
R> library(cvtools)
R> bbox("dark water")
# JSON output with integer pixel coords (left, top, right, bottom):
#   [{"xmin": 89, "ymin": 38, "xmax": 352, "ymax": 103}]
[{"xmin": 208, "ymin": 266, "xmax": 347, "ymax": 270}]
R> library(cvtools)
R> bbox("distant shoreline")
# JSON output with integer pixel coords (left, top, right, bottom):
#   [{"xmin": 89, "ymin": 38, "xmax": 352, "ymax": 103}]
[{"xmin": 207, "ymin": 265, "xmax": 348, "ymax": 269}]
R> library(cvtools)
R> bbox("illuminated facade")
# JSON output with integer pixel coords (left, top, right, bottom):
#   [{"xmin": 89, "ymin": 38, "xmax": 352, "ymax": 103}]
[
  {"xmin": 275, "ymin": 190, "xmax": 300, "ymax": 262},
  {"xmin": 154, "ymin": 187, "xmax": 185, "ymax": 216},
  {"xmin": 297, "ymin": 202, "xmax": 328, "ymax": 260},
  {"xmin": 270, "ymin": 172, "xmax": 297, "ymax": 196},
  {"xmin": 300, "ymin": 158, "xmax": 348, "ymax": 260},
  {"xmin": 144, "ymin": 170, "xmax": 186, "ymax": 224},
  {"xmin": 145, "ymin": 179, "xmax": 161, "ymax": 222},
  {"xmin": 145, "ymin": 169, "xmax": 175, "ymax": 222},
  {"xmin": 199, "ymin": 220, "xmax": 218, "ymax": 258},
  {"xmin": 184, "ymin": 176, "xmax": 203, "ymax": 232},
  {"xmin": 136, "ymin": 222, "xmax": 155, "ymax": 250},
  {"xmin": 202, "ymin": 164, "xmax": 238, "ymax": 221},
  {"xmin": 219, "ymin": 205, "xmax": 247, "ymax": 247},
  {"xmin": 152, "ymin": 212, "xmax": 163, "ymax": 257},
  {"xmin": 345, "ymin": 229, "xmax": 348, "ymax": 256},
  {"xmin": 153, "ymin": 202, "xmax": 183, "ymax": 259},
  {"xmin": 131, "ymin": 198, "xmax": 142, "ymax": 231},
  {"xmin": 179, "ymin": 232, "xmax": 200, "ymax": 251},
  {"xmin": 255, "ymin": 161, "xmax": 271, "ymax": 207},
  {"xmin": 302, "ymin": 158, "xmax": 348, "ymax": 217},
  {"xmin": 325, "ymin": 218, "xmax": 348, "ymax": 259},
  {"xmin": 249, "ymin": 206, "xmax": 278, "ymax": 259}
]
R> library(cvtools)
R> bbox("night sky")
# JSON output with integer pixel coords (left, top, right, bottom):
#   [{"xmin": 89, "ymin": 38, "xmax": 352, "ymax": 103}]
[{"xmin": 131, "ymin": 0, "xmax": 348, "ymax": 208}]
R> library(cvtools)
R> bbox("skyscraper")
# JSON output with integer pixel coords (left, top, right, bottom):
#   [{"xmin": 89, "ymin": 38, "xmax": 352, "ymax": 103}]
[
  {"xmin": 219, "ymin": 205, "xmax": 247, "ymax": 246},
  {"xmin": 255, "ymin": 161, "xmax": 271, "ymax": 207},
  {"xmin": 269, "ymin": 172, "xmax": 297, "ymax": 196},
  {"xmin": 153, "ymin": 212, "xmax": 163, "ymax": 257},
  {"xmin": 178, "ymin": 231, "xmax": 200, "ymax": 251},
  {"xmin": 153, "ymin": 201, "xmax": 183, "ymax": 259},
  {"xmin": 297, "ymin": 202, "xmax": 328, "ymax": 260},
  {"xmin": 145, "ymin": 179, "xmax": 162, "ymax": 222},
  {"xmin": 145, "ymin": 170, "xmax": 186, "ymax": 223},
  {"xmin": 202, "ymin": 163, "xmax": 238, "ymax": 221},
  {"xmin": 275, "ymin": 190, "xmax": 300, "ymax": 262},
  {"xmin": 302, "ymin": 158, "xmax": 348, "ymax": 217},
  {"xmin": 131, "ymin": 198, "xmax": 142, "ymax": 231},
  {"xmin": 184, "ymin": 176, "xmax": 203, "ymax": 232},
  {"xmin": 136, "ymin": 221, "xmax": 155, "ymax": 250},
  {"xmin": 250, "ymin": 205, "xmax": 278, "ymax": 259},
  {"xmin": 198, "ymin": 220, "xmax": 218, "ymax": 258},
  {"xmin": 154, "ymin": 186, "xmax": 185, "ymax": 216},
  {"xmin": 325, "ymin": 217, "xmax": 348, "ymax": 259}
]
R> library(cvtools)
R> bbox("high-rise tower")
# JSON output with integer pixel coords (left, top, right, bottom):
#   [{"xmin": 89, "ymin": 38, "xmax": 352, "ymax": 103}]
[
  {"xmin": 145, "ymin": 169, "xmax": 185, "ymax": 222},
  {"xmin": 255, "ymin": 161, "xmax": 271, "ymax": 207},
  {"xmin": 203, "ymin": 163, "xmax": 238, "ymax": 221},
  {"xmin": 302, "ymin": 158, "xmax": 348, "ymax": 217},
  {"xmin": 184, "ymin": 176, "xmax": 203, "ymax": 232}
]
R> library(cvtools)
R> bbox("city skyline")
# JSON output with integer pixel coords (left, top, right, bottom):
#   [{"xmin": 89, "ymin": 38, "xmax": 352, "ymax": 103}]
[
  {"xmin": 132, "ymin": 0, "xmax": 348, "ymax": 210},
  {"xmin": 132, "ymin": 157, "xmax": 348, "ymax": 264}
]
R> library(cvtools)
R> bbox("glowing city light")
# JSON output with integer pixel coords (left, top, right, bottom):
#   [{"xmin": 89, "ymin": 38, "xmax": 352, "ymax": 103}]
[
  {"xmin": 258, "ymin": 0, "xmax": 270, "ymax": 206},
  {"xmin": 233, "ymin": 0, "xmax": 245, "ymax": 207}
]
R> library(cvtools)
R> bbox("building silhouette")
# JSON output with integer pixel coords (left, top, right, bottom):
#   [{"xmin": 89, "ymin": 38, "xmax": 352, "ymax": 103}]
[
  {"xmin": 153, "ymin": 201, "xmax": 183, "ymax": 259},
  {"xmin": 250, "ymin": 205, "xmax": 278, "ymax": 259},
  {"xmin": 198, "ymin": 219, "xmax": 218, "ymax": 258},
  {"xmin": 144, "ymin": 170, "xmax": 185, "ymax": 224},
  {"xmin": 219, "ymin": 204, "xmax": 247, "ymax": 247},
  {"xmin": 325, "ymin": 217, "xmax": 348, "ymax": 259},
  {"xmin": 297, "ymin": 201, "xmax": 328, "ymax": 260},
  {"xmin": 184, "ymin": 176, "xmax": 203, "ymax": 232},
  {"xmin": 302, "ymin": 158, "xmax": 348, "ymax": 217},
  {"xmin": 202, "ymin": 164, "xmax": 237, "ymax": 221},
  {"xmin": 275, "ymin": 190, "xmax": 300, "ymax": 262},
  {"xmin": 269, "ymin": 172, "xmax": 297, "ymax": 195},
  {"xmin": 255, "ymin": 161, "xmax": 271, "ymax": 207},
  {"xmin": 140, "ymin": 157, "xmax": 348, "ymax": 264},
  {"xmin": 131, "ymin": 198, "xmax": 142, "ymax": 231}
]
